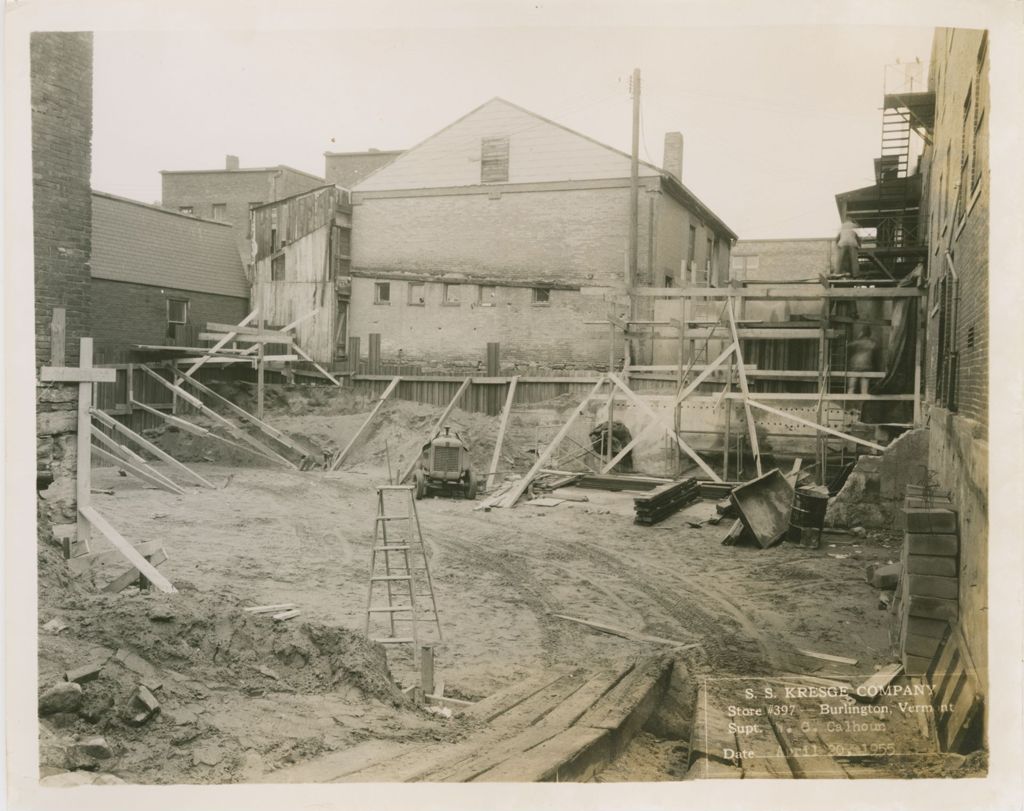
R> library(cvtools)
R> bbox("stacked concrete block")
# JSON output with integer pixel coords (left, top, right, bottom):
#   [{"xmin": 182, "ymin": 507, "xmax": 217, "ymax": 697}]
[{"xmin": 897, "ymin": 484, "xmax": 959, "ymax": 675}]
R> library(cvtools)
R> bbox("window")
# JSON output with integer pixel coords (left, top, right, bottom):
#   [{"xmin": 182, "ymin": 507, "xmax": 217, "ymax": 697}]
[
  {"xmin": 374, "ymin": 282, "xmax": 391, "ymax": 304},
  {"xmin": 443, "ymin": 283, "xmax": 461, "ymax": 305},
  {"xmin": 271, "ymin": 254, "xmax": 286, "ymax": 282},
  {"xmin": 478, "ymin": 285, "xmax": 496, "ymax": 306},
  {"xmin": 706, "ymin": 237, "xmax": 714, "ymax": 272},
  {"xmin": 481, "ymin": 137, "xmax": 510, "ymax": 183},
  {"xmin": 730, "ymin": 255, "xmax": 758, "ymax": 282},
  {"xmin": 167, "ymin": 298, "xmax": 189, "ymax": 324},
  {"xmin": 211, "ymin": 203, "xmax": 227, "ymax": 221},
  {"xmin": 532, "ymin": 288, "xmax": 550, "ymax": 304},
  {"xmin": 408, "ymin": 282, "xmax": 425, "ymax": 306},
  {"xmin": 178, "ymin": 206, "xmax": 193, "ymax": 216},
  {"xmin": 687, "ymin": 225, "xmax": 697, "ymax": 265},
  {"xmin": 664, "ymin": 275, "xmax": 674, "ymax": 288},
  {"xmin": 957, "ymin": 87, "xmax": 972, "ymax": 224},
  {"xmin": 271, "ymin": 227, "xmax": 279, "ymax": 252}
]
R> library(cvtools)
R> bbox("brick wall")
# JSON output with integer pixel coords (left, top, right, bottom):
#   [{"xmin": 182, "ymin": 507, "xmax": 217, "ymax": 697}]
[
  {"xmin": 91, "ymin": 278, "xmax": 249, "ymax": 359},
  {"xmin": 349, "ymin": 277, "xmax": 619, "ymax": 369},
  {"xmin": 33, "ymin": 32, "xmax": 93, "ymax": 369},
  {"xmin": 161, "ymin": 168, "xmax": 323, "ymax": 261},
  {"xmin": 32, "ymin": 32, "xmax": 94, "ymax": 545},
  {"xmin": 921, "ymin": 28, "xmax": 988, "ymax": 427}
]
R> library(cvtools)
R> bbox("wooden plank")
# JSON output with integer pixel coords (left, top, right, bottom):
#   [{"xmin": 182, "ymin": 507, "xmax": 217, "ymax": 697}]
[
  {"xmin": 67, "ymin": 540, "xmax": 164, "ymax": 574},
  {"xmin": 549, "ymin": 613, "xmax": 696, "ymax": 648},
  {"xmin": 599, "ymin": 346, "xmax": 735, "ymax": 473},
  {"xmin": 796, "ymin": 649, "xmax": 858, "ymax": 666},
  {"xmin": 243, "ymin": 603, "xmax": 297, "ymax": 614},
  {"xmin": 767, "ymin": 713, "xmax": 848, "ymax": 779},
  {"xmin": 689, "ymin": 683, "xmax": 738, "ymax": 766},
  {"xmin": 49, "ymin": 308, "xmax": 66, "ymax": 366},
  {"xmin": 76, "ymin": 339, "xmax": 95, "ymax": 550},
  {"xmin": 181, "ymin": 308, "xmax": 258, "ymax": 377},
  {"xmin": 330, "ymin": 376, "xmax": 401, "ymax": 470},
  {"xmin": 472, "ymin": 725, "xmax": 609, "ymax": 783},
  {"xmin": 398, "ymin": 377, "xmax": 473, "ymax": 483},
  {"xmin": 606, "ymin": 372, "xmax": 721, "ymax": 481},
  {"xmin": 485, "ymin": 376, "xmax": 518, "ymax": 492},
  {"xmin": 90, "ymin": 437, "xmax": 184, "ymax": 495},
  {"xmin": 103, "ymin": 548, "xmax": 168, "ymax": 593},
  {"xmin": 726, "ymin": 301, "xmax": 762, "ymax": 477},
  {"xmin": 198, "ymin": 332, "xmax": 294, "ymax": 344},
  {"xmin": 632, "ymin": 287, "xmax": 924, "ymax": 299},
  {"xmin": 39, "ymin": 366, "xmax": 117, "ymax": 383},
  {"xmin": 91, "ymin": 407, "xmax": 215, "ymax": 489},
  {"xmin": 290, "ymin": 341, "xmax": 342, "ymax": 386},
  {"xmin": 464, "ymin": 670, "xmax": 570, "ymax": 723},
  {"xmin": 128, "ymin": 399, "xmax": 278, "ymax": 462},
  {"xmin": 499, "ymin": 377, "xmax": 608, "ymax": 508},
  {"xmin": 80, "ymin": 505, "xmax": 176, "ymax": 593},
  {"xmin": 747, "ymin": 399, "xmax": 887, "ymax": 452},
  {"xmin": 852, "ymin": 663, "xmax": 903, "ymax": 703},
  {"xmin": 205, "ymin": 322, "xmax": 293, "ymax": 338}
]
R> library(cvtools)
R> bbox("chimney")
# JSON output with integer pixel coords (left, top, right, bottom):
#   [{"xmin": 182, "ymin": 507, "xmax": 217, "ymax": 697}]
[
  {"xmin": 225, "ymin": 154, "xmax": 240, "ymax": 171},
  {"xmin": 663, "ymin": 132, "xmax": 683, "ymax": 182}
]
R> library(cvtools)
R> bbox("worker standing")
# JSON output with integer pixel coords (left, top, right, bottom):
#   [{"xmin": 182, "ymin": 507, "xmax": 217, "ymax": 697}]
[
  {"xmin": 847, "ymin": 326, "xmax": 879, "ymax": 395},
  {"xmin": 835, "ymin": 217, "xmax": 862, "ymax": 277}
]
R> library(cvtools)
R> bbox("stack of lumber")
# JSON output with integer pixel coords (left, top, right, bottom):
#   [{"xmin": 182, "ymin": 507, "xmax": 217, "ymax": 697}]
[
  {"xmin": 575, "ymin": 473, "xmax": 669, "ymax": 493},
  {"xmin": 895, "ymin": 484, "xmax": 959, "ymax": 675},
  {"xmin": 633, "ymin": 478, "xmax": 698, "ymax": 525}
]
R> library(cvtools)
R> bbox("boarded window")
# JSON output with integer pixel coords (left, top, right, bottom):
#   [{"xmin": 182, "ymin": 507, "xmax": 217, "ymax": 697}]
[
  {"xmin": 408, "ymin": 282, "xmax": 425, "ymax": 306},
  {"xmin": 730, "ymin": 255, "xmax": 758, "ymax": 282},
  {"xmin": 478, "ymin": 285, "xmax": 496, "ymax": 306},
  {"xmin": 212, "ymin": 203, "xmax": 227, "ymax": 221},
  {"xmin": 532, "ymin": 288, "xmax": 550, "ymax": 304},
  {"xmin": 374, "ymin": 282, "xmax": 391, "ymax": 304},
  {"xmin": 481, "ymin": 137, "xmax": 510, "ymax": 183},
  {"xmin": 167, "ymin": 298, "xmax": 189, "ymax": 324},
  {"xmin": 271, "ymin": 254, "xmax": 286, "ymax": 281}
]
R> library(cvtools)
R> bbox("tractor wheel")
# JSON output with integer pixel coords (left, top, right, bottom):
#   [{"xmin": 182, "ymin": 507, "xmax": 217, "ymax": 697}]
[
  {"xmin": 464, "ymin": 470, "xmax": 478, "ymax": 500},
  {"xmin": 413, "ymin": 470, "xmax": 427, "ymax": 500}
]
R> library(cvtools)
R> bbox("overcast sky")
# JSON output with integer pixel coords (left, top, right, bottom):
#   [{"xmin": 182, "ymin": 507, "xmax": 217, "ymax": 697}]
[{"xmin": 91, "ymin": 25, "xmax": 934, "ymax": 240}]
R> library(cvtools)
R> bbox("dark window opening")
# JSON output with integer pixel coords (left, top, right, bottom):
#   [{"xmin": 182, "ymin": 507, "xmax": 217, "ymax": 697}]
[
  {"xmin": 374, "ymin": 282, "xmax": 391, "ymax": 304},
  {"xmin": 532, "ymin": 288, "xmax": 550, "ymax": 304},
  {"xmin": 271, "ymin": 254, "xmax": 286, "ymax": 281},
  {"xmin": 481, "ymin": 137, "xmax": 510, "ymax": 183}
]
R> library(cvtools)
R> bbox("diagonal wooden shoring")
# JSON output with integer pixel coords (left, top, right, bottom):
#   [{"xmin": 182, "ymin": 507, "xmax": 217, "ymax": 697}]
[{"xmin": 725, "ymin": 299, "xmax": 763, "ymax": 477}]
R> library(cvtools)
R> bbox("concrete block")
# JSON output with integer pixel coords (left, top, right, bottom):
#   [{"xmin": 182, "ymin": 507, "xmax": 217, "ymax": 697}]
[
  {"xmin": 906, "ymin": 554, "xmax": 958, "ymax": 577},
  {"xmin": 907, "ymin": 595, "xmax": 958, "ymax": 623},
  {"xmin": 904, "ymin": 508, "xmax": 958, "ymax": 534},
  {"xmin": 905, "ymin": 533, "xmax": 958, "ymax": 557},
  {"xmin": 870, "ymin": 563, "xmax": 901, "ymax": 590},
  {"xmin": 905, "ymin": 616, "xmax": 949, "ymax": 639},
  {"xmin": 904, "ymin": 633, "xmax": 943, "ymax": 660},
  {"xmin": 907, "ymin": 574, "xmax": 959, "ymax": 600},
  {"xmin": 64, "ymin": 662, "xmax": 105, "ymax": 684}
]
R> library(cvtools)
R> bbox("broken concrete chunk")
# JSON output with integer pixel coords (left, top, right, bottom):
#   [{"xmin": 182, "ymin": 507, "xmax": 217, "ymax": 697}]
[
  {"xmin": 73, "ymin": 736, "xmax": 113, "ymax": 760},
  {"xmin": 193, "ymin": 744, "xmax": 224, "ymax": 766},
  {"xmin": 256, "ymin": 665, "xmax": 280, "ymax": 680},
  {"xmin": 114, "ymin": 648, "xmax": 157, "ymax": 677},
  {"xmin": 39, "ymin": 682, "xmax": 83, "ymax": 716},
  {"xmin": 64, "ymin": 662, "xmax": 105, "ymax": 684},
  {"xmin": 870, "ymin": 563, "xmax": 901, "ymax": 590},
  {"xmin": 128, "ymin": 685, "xmax": 161, "ymax": 726},
  {"xmin": 147, "ymin": 607, "xmax": 175, "ymax": 622},
  {"xmin": 42, "ymin": 618, "xmax": 68, "ymax": 634}
]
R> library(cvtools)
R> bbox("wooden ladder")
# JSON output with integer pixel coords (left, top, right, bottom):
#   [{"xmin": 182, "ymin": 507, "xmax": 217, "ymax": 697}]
[{"xmin": 364, "ymin": 485, "xmax": 444, "ymax": 649}]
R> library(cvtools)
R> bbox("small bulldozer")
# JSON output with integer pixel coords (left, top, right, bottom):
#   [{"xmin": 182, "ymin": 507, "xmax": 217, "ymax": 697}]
[{"xmin": 411, "ymin": 426, "xmax": 477, "ymax": 500}]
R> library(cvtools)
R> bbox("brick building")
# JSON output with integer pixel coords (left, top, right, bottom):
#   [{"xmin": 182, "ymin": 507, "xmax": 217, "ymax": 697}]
[
  {"xmin": 32, "ymin": 32, "xmax": 94, "ymax": 543},
  {"xmin": 324, "ymin": 149, "xmax": 403, "ymax": 189},
  {"xmin": 90, "ymin": 192, "xmax": 249, "ymax": 360},
  {"xmin": 349, "ymin": 98, "xmax": 736, "ymax": 369},
  {"xmin": 917, "ymin": 28, "xmax": 989, "ymax": 678},
  {"xmin": 160, "ymin": 157, "xmax": 325, "ymax": 262}
]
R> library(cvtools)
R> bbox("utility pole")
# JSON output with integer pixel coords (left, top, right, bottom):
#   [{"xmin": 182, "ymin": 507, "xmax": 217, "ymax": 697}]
[{"xmin": 628, "ymin": 67, "xmax": 641, "ymax": 364}]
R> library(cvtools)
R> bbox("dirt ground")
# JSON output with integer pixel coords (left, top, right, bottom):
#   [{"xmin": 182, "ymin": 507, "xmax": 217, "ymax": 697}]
[{"xmin": 37, "ymin": 385, "xmax": 981, "ymax": 783}]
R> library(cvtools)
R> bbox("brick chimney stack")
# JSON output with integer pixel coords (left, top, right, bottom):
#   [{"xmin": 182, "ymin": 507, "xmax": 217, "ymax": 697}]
[
  {"xmin": 663, "ymin": 132, "xmax": 683, "ymax": 182},
  {"xmin": 225, "ymin": 154, "xmax": 240, "ymax": 171}
]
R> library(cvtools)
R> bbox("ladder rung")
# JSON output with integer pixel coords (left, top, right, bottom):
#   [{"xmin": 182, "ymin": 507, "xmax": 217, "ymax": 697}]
[
  {"xmin": 374, "ymin": 545, "xmax": 412, "ymax": 551},
  {"xmin": 376, "ymin": 516, "xmax": 412, "ymax": 522},
  {"xmin": 367, "ymin": 606, "xmax": 414, "ymax": 613},
  {"xmin": 373, "ymin": 637, "xmax": 416, "ymax": 644},
  {"xmin": 371, "ymin": 575, "xmax": 413, "ymax": 582},
  {"xmin": 377, "ymin": 485, "xmax": 414, "ymax": 491}
]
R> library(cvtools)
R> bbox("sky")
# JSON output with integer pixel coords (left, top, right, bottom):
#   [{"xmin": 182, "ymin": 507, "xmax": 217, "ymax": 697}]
[{"xmin": 91, "ymin": 25, "xmax": 935, "ymax": 240}]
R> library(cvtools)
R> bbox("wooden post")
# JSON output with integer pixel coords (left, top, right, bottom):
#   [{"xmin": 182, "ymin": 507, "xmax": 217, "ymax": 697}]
[
  {"xmin": 76, "ymin": 339, "xmax": 94, "ymax": 548},
  {"xmin": 368, "ymin": 333, "xmax": 382, "ymax": 375},
  {"xmin": 913, "ymin": 294, "xmax": 924, "ymax": 426},
  {"xmin": 486, "ymin": 342, "xmax": 500, "ymax": 416},
  {"xmin": 723, "ymin": 354, "xmax": 732, "ymax": 480},
  {"xmin": 485, "ymin": 376, "xmax": 518, "ymax": 492},
  {"xmin": 50, "ymin": 308, "xmax": 66, "ymax": 367},
  {"xmin": 348, "ymin": 336, "xmax": 361, "ymax": 376},
  {"xmin": 420, "ymin": 645, "xmax": 435, "ymax": 697}
]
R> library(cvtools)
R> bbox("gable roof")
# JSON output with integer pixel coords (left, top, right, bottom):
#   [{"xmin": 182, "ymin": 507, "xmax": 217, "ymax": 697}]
[
  {"xmin": 354, "ymin": 97, "xmax": 736, "ymax": 240},
  {"xmin": 90, "ymin": 191, "xmax": 249, "ymax": 298},
  {"xmin": 159, "ymin": 164, "xmax": 325, "ymax": 183}
]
